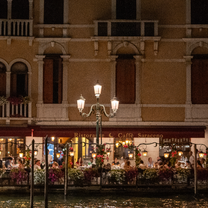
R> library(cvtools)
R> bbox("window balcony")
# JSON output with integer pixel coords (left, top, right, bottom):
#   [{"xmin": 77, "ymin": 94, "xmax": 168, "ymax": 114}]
[
  {"xmin": 0, "ymin": 102, "xmax": 32, "ymax": 124},
  {"xmin": 94, "ymin": 20, "xmax": 158, "ymax": 37},
  {"xmin": 0, "ymin": 19, "xmax": 33, "ymax": 37}
]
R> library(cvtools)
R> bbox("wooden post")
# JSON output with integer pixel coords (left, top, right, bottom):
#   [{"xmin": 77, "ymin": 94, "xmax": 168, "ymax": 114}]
[
  {"xmin": 194, "ymin": 144, "xmax": 197, "ymax": 195},
  {"xmin": 30, "ymin": 139, "xmax": 34, "ymax": 208},
  {"xmin": 44, "ymin": 137, "xmax": 48, "ymax": 208},
  {"xmin": 64, "ymin": 143, "xmax": 69, "ymax": 196}
]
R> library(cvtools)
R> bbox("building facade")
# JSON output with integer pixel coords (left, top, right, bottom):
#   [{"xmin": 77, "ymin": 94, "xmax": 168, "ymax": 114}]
[{"xmin": 0, "ymin": 0, "xmax": 207, "ymax": 164}]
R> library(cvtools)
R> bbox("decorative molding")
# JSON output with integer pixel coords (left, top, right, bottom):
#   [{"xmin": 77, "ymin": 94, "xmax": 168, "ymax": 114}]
[{"xmin": 141, "ymin": 59, "xmax": 185, "ymax": 63}]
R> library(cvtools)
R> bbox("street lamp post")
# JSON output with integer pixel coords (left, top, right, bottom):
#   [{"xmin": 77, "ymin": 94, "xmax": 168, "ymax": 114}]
[{"xmin": 77, "ymin": 82, "xmax": 119, "ymax": 145}]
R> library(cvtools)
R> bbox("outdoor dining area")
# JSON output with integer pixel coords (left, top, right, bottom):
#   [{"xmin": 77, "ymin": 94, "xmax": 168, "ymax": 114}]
[{"xmin": 0, "ymin": 139, "xmax": 207, "ymax": 191}]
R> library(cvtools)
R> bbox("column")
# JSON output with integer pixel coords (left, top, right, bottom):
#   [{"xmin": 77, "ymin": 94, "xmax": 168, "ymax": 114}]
[
  {"xmin": 29, "ymin": 0, "xmax": 33, "ymax": 19},
  {"xmin": 134, "ymin": 55, "xmax": 142, "ymax": 122},
  {"xmin": 35, "ymin": 55, "xmax": 45, "ymax": 104},
  {"xmin": 7, "ymin": 0, "xmax": 12, "ymax": 36},
  {"xmin": 7, "ymin": 0, "xmax": 12, "ymax": 19},
  {"xmin": 60, "ymin": 55, "xmax": 70, "ymax": 104},
  {"xmin": 6, "ymin": 71, "xmax": 11, "ymax": 123},
  {"xmin": 109, "ymin": 55, "xmax": 118, "ymax": 99},
  {"xmin": 184, "ymin": 56, "xmax": 193, "ymax": 121},
  {"xmin": 111, "ymin": 0, "xmax": 116, "ymax": 19},
  {"xmin": 39, "ymin": 0, "xmax": 44, "ymax": 23},
  {"xmin": 136, "ymin": 0, "xmax": 141, "ymax": 20},
  {"xmin": 28, "ymin": 0, "xmax": 33, "ymax": 36},
  {"xmin": 186, "ymin": 0, "xmax": 192, "ymax": 37},
  {"xmin": 28, "ymin": 71, "xmax": 32, "ymax": 123}
]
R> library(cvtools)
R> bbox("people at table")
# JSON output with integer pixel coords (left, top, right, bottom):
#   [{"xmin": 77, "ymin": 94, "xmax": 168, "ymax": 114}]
[
  {"xmin": 34, "ymin": 160, "xmax": 41, "ymax": 170},
  {"xmin": 147, "ymin": 157, "xmax": 154, "ymax": 168},
  {"xmin": 112, "ymin": 157, "xmax": 120, "ymax": 166},
  {"xmin": 18, "ymin": 159, "xmax": 24, "ymax": 169}
]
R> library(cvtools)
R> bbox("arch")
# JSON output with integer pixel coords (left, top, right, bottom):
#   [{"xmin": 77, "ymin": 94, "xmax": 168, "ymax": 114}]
[
  {"xmin": 188, "ymin": 41, "xmax": 208, "ymax": 55},
  {"xmin": 113, "ymin": 41, "xmax": 141, "ymax": 55},
  {"xmin": 8, "ymin": 59, "xmax": 32, "ymax": 73},
  {"xmin": 40, "ymin": 42, "xmax": 67, "ymax": 55},
  {"xmin": 0, "ymin": 59, "xmax": 9, "ymax": 70}
]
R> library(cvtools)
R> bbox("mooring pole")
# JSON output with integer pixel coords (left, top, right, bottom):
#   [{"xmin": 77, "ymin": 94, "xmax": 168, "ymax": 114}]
[
  {"xmin": 194, "ymin": 144, "xmax": 197, "ymax": 195},
  {"xmin": 64, "ymin": 143, "xmax": 69, "ymax": 196},
  {"xmin": 44, "ymin": 136, "xmax": 48, "ymax": 208},
  {"xmin": 30, "ymin": 139, "xmax": 34, "ymax": 208}
]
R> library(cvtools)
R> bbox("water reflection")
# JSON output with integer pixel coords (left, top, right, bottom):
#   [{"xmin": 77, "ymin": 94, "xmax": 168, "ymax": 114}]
[{"xmin": 0, "ymin": 193, "xmax": 208, "ymax": 207}]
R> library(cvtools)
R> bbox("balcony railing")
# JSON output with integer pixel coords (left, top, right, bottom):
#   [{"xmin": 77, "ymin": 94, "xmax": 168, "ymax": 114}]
[
  {"xmin": 0, "ymin": 19, "xmax": 33, "ymax": 36},
  {"xmin": 94, "ymin": 20, "xmax": 158, "ymax": 37},
  {"xmin": 0, "ymin": 102, "xmax": 31, "ymax": 119}
]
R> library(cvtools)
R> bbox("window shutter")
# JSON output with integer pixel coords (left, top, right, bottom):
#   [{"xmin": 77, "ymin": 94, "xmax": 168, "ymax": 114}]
[
  {"xmin": 191, "ymin": 58, "xmax": 208, "ymax": 104},
  {"xmin": 58, "ymin": 58, "xmax": 63, "ymax": 104},
  {"xmin": 11, "ymin": 74, "xmax": 17, "ymax": 96},
  {"xmin": 43, "ymin": 59, "xmax": 53, "ymax": 104},
  {"xmin": 0, "ymin": 73, "xmax": 6, "ymax": 96},
  {"xmin": 116, "ymin": 58, "xmax": 136, "ymax": 104}
]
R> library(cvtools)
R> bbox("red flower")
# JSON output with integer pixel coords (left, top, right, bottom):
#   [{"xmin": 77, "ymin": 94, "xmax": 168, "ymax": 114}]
[
  {"xmin": 204, "ymin": 153, "xmax": 207, "ymax": 156},
  {"xmin": 137, "ymin": 153, "xmax": 141, "ymax": 156},
  {"xmin": 102, "ymin": 149, "xmax": 104, "ymax": 151},
  {"xmin": 101, "ymin": 159, "xmax": 104, "ymax": 163},
  {"xmin": 70, "ymin": 162, "xmax": 73, "ymax": 165}
]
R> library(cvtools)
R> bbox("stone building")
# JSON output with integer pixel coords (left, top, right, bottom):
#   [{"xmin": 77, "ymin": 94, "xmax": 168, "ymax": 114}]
[{"xmin": 0, "ymin": 0, "xmax": 207, "ymax": 165}]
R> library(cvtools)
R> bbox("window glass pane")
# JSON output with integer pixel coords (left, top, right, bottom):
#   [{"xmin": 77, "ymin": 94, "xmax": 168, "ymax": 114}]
[
  {"xmin": 191, "ymin": 0, "xmax": 208, "ymax": 24},
  {"xmin": 44, "ymin": 0, "xmax": 63, "ymax": 24},
  {"xmin": 0, "ymin": 0, "xmax": 7, "ymax": 19},
  {"xmin": 12, "ymin": 0, "xmax": 29, "ymax": 19}
]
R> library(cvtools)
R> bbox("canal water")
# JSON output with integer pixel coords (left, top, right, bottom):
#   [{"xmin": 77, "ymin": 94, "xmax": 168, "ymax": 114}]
[{"xmin": 0, "ymin": 192, "xmax": 208, "ymax": 207}]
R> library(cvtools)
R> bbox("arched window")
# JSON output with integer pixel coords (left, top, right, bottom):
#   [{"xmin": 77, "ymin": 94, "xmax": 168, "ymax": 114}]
[
  {"xmin": 11, "ymin": 62, "xmax": 28, "ymax": 96},
  {"xmin": 0, "ymin": 62, "xmax": 6, "ymax": 96},
  {"xmin": 43, "ymin": 55, "xmax": 63, "ymax": 104},
  {"xmin": 12, "ymin": 0, "xmax": 29, "ymax": 19},
  {"xmin": 44, "ymin": 0, "xmax": 64, "ymax": 24},
  {"xmin": 116, "ymin": 55, "xmax": 136, "ymax": 104}
]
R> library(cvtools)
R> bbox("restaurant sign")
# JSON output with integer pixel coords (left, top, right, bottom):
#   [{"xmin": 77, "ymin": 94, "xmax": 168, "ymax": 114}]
[{"xmin": 74, "ymin": 132, "xmax": 164, "ymax": 139}]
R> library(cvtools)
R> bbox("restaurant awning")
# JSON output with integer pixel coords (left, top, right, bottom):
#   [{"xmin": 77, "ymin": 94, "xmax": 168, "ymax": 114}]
[
  {"xmin": 31, "ymin": 125, "xmax": 205, "ymax": 139},
  {"xmin": 0, "ymin": 125, "xmax": 205, "ymax": 139}
]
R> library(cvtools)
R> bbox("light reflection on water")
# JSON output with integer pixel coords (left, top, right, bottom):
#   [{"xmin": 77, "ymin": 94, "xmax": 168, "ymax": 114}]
[{"xmin": 0, "ymin": 193, "xmax": 208, "ymax": 207}]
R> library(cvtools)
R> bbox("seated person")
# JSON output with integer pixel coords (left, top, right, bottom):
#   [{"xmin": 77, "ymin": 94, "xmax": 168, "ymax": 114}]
[
  {"xmin": 112, "ymin": 157, "xmax": 120, "ymax": 166},
  {"xmin": 76, "ymin": 157, "xmax": 82, "ymax": 167},
  {"xmin": 154, "ymin": 162, "xmax": 159, "ymax": 169},
  {"xmin": 121, "ymin": 158, "xmax": 128, "ymax": 169},
  {"xmin": 138, "ymin": 160, "xmax": 146, "ymax": 170},
  {"xmin": 5, "ymin": 157, "xmax": 13, "ymax": 169},
  {"xmin": 185, "ymin": 161, "xmax": 192, "ymax": 169},
  {"xmin": 147, "ymin": 157, "xmax": 154, "ymax": 168},
  {"xmin": 124, "ymin": 161, "xmax": 131, "ymax": 169},
  {"xmin": 197, "ymin": 160, "xmax": 203, "ymax": 169},
  {"xmin": 52, "ymin": 162, "xmax": 59, "ymax": 169},
  {"xmin": 18, "ymin": 159, "xmax": 24, "ymax": 169},
  {"xmin": 34, "ymin": 160, "xmax": 41, "ymax": 170},
  {"xmin": 88, "ymin": 157, "xmax": 94, "ymax": 166}
]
